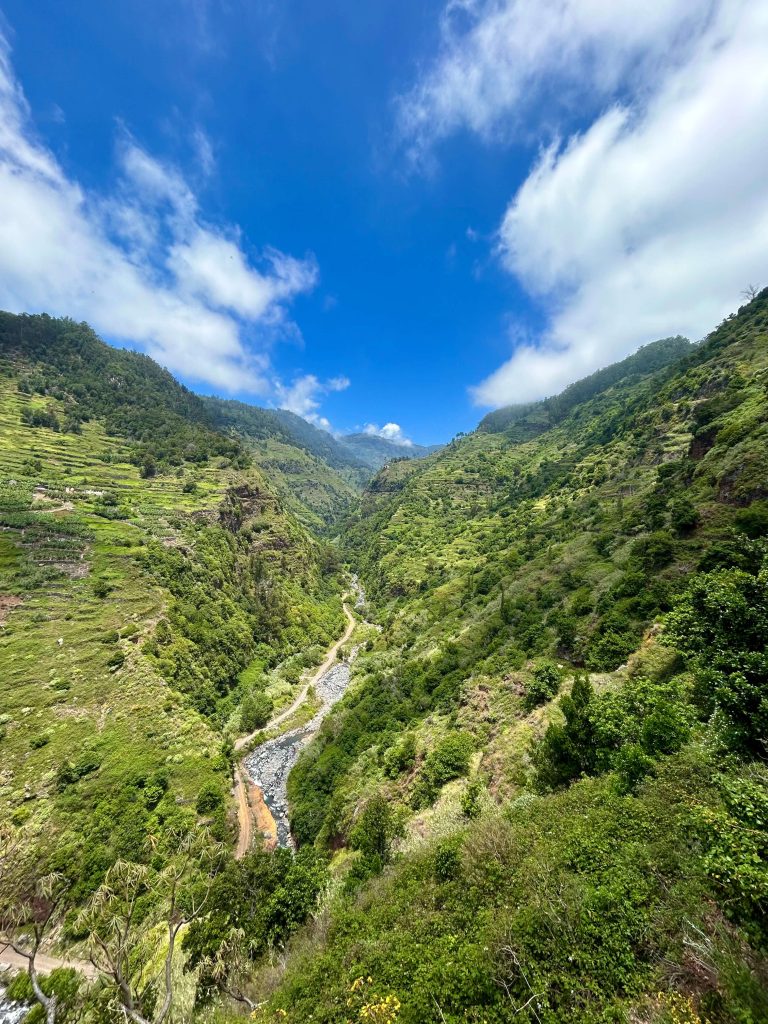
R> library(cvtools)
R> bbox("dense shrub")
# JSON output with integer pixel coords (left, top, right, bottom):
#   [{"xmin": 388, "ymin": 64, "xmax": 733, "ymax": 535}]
[
  {"xmin": 534, "ymin": 673, "xmax": 692, "ymax": 792},
  {"xmin": 423, "ymin": 732, "xmax": 474, "ymax": 788},
  {"xmin": 240, "ymin": 691, "xmax": 273, "ymax": 732},
  {"xmin": 735, "ymin": 500, "xmax": 768, "ymax": 538},
  {"xmin": 196, "ymin": 782, "xmax": 225, "ymax": 815},
  {"xmin": 523, "ymin": 661, "xmax": 561, "ymax": 710},
  {"xmin": 664, "ymin": 559, "xmax": 768, "ymax": 757}
]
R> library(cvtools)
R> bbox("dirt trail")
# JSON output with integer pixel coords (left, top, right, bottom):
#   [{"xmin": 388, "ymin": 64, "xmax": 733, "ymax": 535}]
[
  {"xmin": 233, "ymin": 766, "xmax": 253, "ymax": 859},
  {"xmin": 0, "ymin": 944, "xmax": 99, "ymax": 980},
  {"xmin": 233, "ymin": 594, "xmax": 358, "ymax": 859},
  {"xmin": 234, "ymin": 599, "xmax": 356, "ymax": 754}
]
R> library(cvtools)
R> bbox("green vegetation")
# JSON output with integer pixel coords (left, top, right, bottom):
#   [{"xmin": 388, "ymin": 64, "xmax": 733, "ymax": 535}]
[
  {"xmin": 203, "ymin": 396, "xmax": 367, "ymax": 532},
  {"xmin": 0, "ymin": 312, "xmax": 343, "ymax": 906},
  {"xmin": 3, "ymin": 293, "xmax": 768, "ymax": 1023},
  {"xmin": 246, "ymin": 291, "xmax": 768, "ymax": 1023},
  {"xmin": 202, "ymin": 397, "xmax": 439, "ymax": 533}
]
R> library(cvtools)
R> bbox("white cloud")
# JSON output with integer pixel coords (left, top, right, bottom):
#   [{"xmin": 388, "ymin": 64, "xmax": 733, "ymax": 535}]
[
  {"xmin": 400, "ymin": 1, "xmax": 768, "ymax": 408},
  {"xmin": 472, "ymin": 0, "xmax": 768, "ymax": 406},
  {"xmin": 0, "ymin": 33, "xmax": 317, "ymax": 394},
  {"xmin": 275, "ymin": 373, "xmax": 350, "ymax": 432},
  {"xmin": 192, "ymin": 126, "xmax": 216, "ymax": 177},
  {"xmin": 398, "ymin": 0, "xmax": 714, "ymax": 162},
  {"xmin": 362, "ymin": 422, "xmax": 413, "ymax": 446}
]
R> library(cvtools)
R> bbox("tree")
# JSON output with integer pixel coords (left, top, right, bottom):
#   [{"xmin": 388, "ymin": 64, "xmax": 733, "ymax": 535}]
[
  {"xmin": 523, "ymin": 662, "xmax": 561, "ymax": 711},
  {"xmin": 741, "ymin": 284, "xmax": 760, "ymax": 303},
  {"xmin": 239, "ymin": 691, "xmax": 273, "ymax": 733},
  {"xmin": 533, "ymin": 675, "xmax": 598, "ymax": 790},
  {"xmin": 663, "ymin": 563, "xmax": 768, "ymax": 757},
  {"xmin": 735, "ymin": 501, "xmax": 768, "ymax": 539},
  {"xmin": 77, "ymin": 828, "xmax": 220, "ymax": 1024},
  {"xmin": 669, "ymin": 496, "xmax": 699, "ymax": 536},
  {"xmin": 202, "ymin": 926, "xmax": 260, "ymax": 1013},
  {"xmin": 0, "ymin": 828, "xmax": 71, "ymax": 1024},
  {"xmin": 350, "ymin": 796, "xmax": 395, "ymax": 864}
]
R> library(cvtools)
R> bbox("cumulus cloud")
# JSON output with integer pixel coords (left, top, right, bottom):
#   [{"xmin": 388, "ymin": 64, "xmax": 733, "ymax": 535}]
[
  {"xmin": 362, "ymin": 422, "xmax": 413, "ymax": 446},
  {"xmin": 400, "ymin": 0, "xmax": 768, "ymax": 408},
  {"xmin": 471, "ymin": 0, "xmax": 768, "ymax": 406},
  {"xmin": 397, "ymin": 0, "xmax": 714, "ymax": 162},
  {"xmin": 0, "ymin": 33, "xmax": 316, "ymax": 393},
  {"xmin": 275, "ymin": 373, "xmax": 350, "ymax": 432}
]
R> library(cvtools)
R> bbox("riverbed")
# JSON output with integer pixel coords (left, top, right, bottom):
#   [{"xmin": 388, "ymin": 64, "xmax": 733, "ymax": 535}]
[
  {"xmin": 0, "ymin": 987, "xmax": 25, "ymax": 1024},
  {"xmin": 243, "ymin": 656, "xmax": 356, "ymax": 846}
]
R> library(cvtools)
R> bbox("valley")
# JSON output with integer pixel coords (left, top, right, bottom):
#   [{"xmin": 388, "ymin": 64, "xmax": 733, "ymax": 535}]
[
  {"xmin": 0, "ymin": 297, "xmax": 767, "ymax": 1023},
  {"xmin": 236, "ymin": 578, "xmax": 369, "ymax": 849}
]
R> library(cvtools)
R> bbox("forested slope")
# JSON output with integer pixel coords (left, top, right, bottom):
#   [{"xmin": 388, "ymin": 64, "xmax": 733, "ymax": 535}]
[
  {"xmin": 203, "ymin": 396, "xmax": 365, "ymax": 532},
  {"xmin": 257, "ymin": 292, "xmax": 768, "ymax": 1024},
  {"xmin": 0, "ymin": 313, "xmax": 343, "ymax": 900},
  {"xmin": 3, "ymin": 297, "xmax": 768, "ymax": 1024}
]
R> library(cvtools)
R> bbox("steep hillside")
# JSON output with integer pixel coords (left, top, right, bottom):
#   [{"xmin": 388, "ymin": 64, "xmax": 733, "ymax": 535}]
[
  {"xmin": 0, "ymin": 313, "xmax": 344, "ymax": 897},
  {"xmin": 203, "ymin": 396, "xmax": 365, "ymax": 532},
  {"xmin": 477, "ymin": 335, "xmax": 693, "ymax": 436},
  {"xmin": 203, "ymin": 397, "xmax": 441, "ymax": 530},
  {"xmin": 253, "ymin": 294, "xmax": 768, "ymax": 1023}
]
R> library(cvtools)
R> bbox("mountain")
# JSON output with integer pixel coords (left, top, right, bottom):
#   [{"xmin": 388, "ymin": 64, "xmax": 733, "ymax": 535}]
[
  {"xmin": 477, "ymin": 334, "xmax": 693, "ymax": 436},
  {"xmin": 263, "ymin": 293, "xmax": 768, "ymax": 1022},
  {"xmin": 203, "ymin": 396, "xmax": 366, "ymax": 532},
  {"xmin": 3, "ymin": 298, "xmax": 768, "ymax": 1024},
  {"xmin": 203, "ymin": 397, "xmax": 440, "ymax": 530},
  {"xmin": 336, "ymin": 431, "xmax": 441, "ymax": 471},
  {"xmin": 0, "ymin": 311, "xmax": 344, "ymax": 888}
]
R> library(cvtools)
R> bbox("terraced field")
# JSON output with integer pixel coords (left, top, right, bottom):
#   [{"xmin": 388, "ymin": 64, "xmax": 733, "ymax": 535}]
[
  {"xmin": 0, "ymin": 377, "xmax": 233, "ymax": 841},
  {"xmin": 0, "ymin": 367, "xmax": 342, "ymax": 876}
]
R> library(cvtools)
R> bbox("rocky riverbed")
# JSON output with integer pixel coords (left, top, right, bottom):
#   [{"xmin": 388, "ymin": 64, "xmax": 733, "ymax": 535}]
[
  {"xmin": 244, "ymin": 651, "xmax": 358, "ymax": 847},
  {"xmin": 0, "ymin": 988, "xmax": 25, "ymax": 1024}
]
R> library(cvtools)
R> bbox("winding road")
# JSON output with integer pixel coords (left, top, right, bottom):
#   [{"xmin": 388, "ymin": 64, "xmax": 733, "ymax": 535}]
[{"xmin": 234, "ymin": 589, "xmax": 361, "ymax": 857}]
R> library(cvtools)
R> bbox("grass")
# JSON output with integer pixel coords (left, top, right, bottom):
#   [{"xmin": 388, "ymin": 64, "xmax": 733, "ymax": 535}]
[
  {"xmin": 0, "ymin": 370, "xmax": 342, "ymax": 860},
  {"xmin": 0, "ymin": 377, "xmax": 229, "ymax": 838}
]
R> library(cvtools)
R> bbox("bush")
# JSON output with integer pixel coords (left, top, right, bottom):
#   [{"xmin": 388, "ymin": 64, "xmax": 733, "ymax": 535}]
[
  {"xmin": 585, "ymin": 628, "xmax": 639, "ymax": 671},
  {"xmin": 383, "ymin": 733, "xmax": 416, "ymax": 778},
  {"xmin": 630, "ymin": 531, "xmax": 675, "ymax": 570},
  {"xmin": 663, "ymin": 561, "xmax": 768, "ymax": 756},
  {"xmin": 196, "ymin": 782, "xmax": 225, "ymax": 815},
  {"xmin": 92, "ymin": 578, "xmax": 112, "ymax": 599},
  {"xmin": 669, "ymin": 496, "xmax": 700, "ymax": 535},
  {"xmin": 106, "ymin": 649, "xmax": 125, "ymax": 669},
  {"xmin": 735, "ymin": 500, "xmax": 768, "ymax": 539},
  {"xmin": 424, "ymin": 732, "xmax": 474, "ymax": 788},
  {"xmin": 523, "ymin": 661, "xmax": 561, "ymax": 711},
  {"xmin": 534, "ymin": 675, "xmax": 598, "ymax": 790},
  {"xmin": 240, "ymin": 691, "xmax": 273, "ymax": 733},
  {"xmin": 460, "ymin": 776, "xmax": 483, "ymax": 818},
  {"xmin": 349, "ymin": 795, "xmax": 396, "ymax": 863}
]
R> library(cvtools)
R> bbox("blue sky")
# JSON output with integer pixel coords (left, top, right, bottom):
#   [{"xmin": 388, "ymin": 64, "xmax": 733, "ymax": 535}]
[{"xmin": 0, "ymin": 2, "xmax": 766, "ymax": 445}]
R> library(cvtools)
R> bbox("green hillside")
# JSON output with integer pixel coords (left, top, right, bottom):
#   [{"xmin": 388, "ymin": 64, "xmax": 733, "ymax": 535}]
[
  {"xmin": 203, "ymin": 396, "xmax": 365, "ymax": 532},
  {"xmin": 2, "ymin": 298, "xmax": 768, "ymax": 1024},
  {"xmin": 0, "ymin": 313, "xmax": 343, "ymax": 897},
  {"xmin": 202, "ymin": 398, "xmax": 441, "ymax": 531},
  {"xmin": 255, "ymin": 293, "xmax": 768, "ymax": 1023}
]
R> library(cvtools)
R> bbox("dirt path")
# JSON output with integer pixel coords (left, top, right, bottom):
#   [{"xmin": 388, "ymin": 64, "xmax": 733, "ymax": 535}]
[
  {"xmin": 0, "ymin": 944, "xmax": 99, "ymax": 980},
  {"xmin": 234, "ymin": 599, "xmax": 356, "ymax": 754},
  {"xmin": 233, "ymin": 596, "xmax": 358, "ymax": 859},
  {"xmin": 233, "ymin": 766, "xmax": 253, "ymax": 859}
]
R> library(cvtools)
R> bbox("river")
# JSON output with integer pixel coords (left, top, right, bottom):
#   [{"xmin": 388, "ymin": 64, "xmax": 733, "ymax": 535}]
[
  {"xmin": 243, "ymin": 579, "xmax": 367, "ymax": 847},
  {"xmin": 0, "ymin": 988, "xmax": 25, "ymax": 1024}
]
